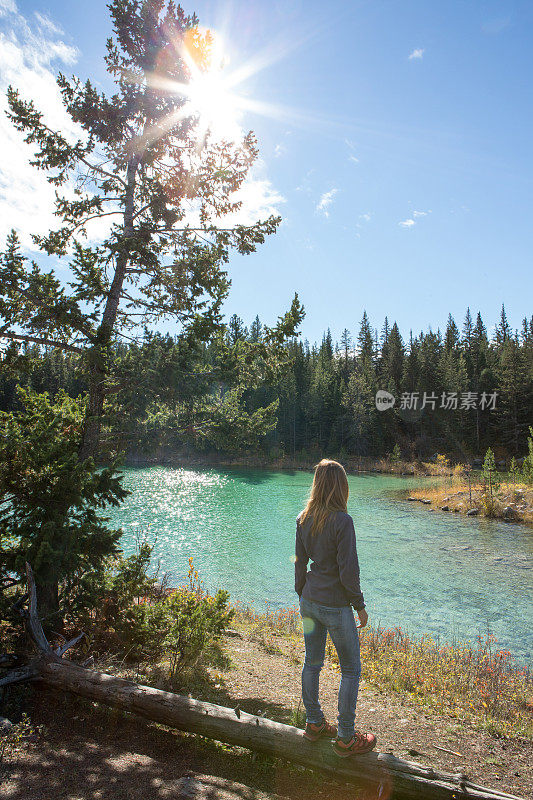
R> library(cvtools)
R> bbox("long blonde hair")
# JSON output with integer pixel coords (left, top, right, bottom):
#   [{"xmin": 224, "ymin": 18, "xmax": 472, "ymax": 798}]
[{"xmin": 300, "ymin": 459, "xmax": 349, "ymax": 536}]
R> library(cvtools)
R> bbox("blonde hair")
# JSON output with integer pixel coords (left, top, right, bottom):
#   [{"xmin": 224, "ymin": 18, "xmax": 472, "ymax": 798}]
[{"xmin": 300, "ymin": 459, "xmax": 349, "ymax": 536}]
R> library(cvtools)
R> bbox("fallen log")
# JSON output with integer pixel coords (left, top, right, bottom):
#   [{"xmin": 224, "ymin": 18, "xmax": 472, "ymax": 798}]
[
  {"xmin": 35, "ymin": 658, "xmax": 523, "ymax": 800},
  {"xmin": 2, "ymin": 564, "xmax": 526, "ymax": 800}
]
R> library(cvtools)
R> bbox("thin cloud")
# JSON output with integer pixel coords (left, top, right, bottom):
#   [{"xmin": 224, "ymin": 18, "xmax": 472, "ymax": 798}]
[
  {"xmin": 316, "ymin": 188, "xmax": 338, "ymax": 217},
  {"xmin": 408, "ymin": 48, "xmax": 425, "ymax": 60},
  {"xmin": 345, "ymin": 138, "xmax": 359, "ymax": 163},
  {"xmin": 482, "ymin": 17, "xmax": 511, "ymax": 35},
  {"xmin": 274, "ymin": 143, "xmax": 286, "ymax": 157},
  {"xmin": 0, "ymin": 3, "xmax": 81, "ymax": 248},
  {"xmin": 0, "ymin": 0, "xmax": 16, "ymax": 17},
  {"xmin": 355, "ymin": 212, "xmax": 372, "ymax": 237},
  {"xmin": 34, "ymin": 11, "xmax": 63, "ymax": 36},
  {"xmin": 399, "ymin": 209, "xmax": 430, "ymax": 228},
  {"xmin": 220, "ymin": 172, "xmax": 285, "ymax": 227}
]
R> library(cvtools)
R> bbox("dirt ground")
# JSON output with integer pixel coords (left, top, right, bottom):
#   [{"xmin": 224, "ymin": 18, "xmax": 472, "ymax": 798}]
[{"xmin": 1, "ymin": 628, "xmax": 531, "ymax": 800}]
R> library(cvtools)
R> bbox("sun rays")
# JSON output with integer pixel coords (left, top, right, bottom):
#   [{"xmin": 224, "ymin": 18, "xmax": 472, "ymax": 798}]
[{"xmin": 134, "ymin": 16, "xmax": 331, "ymax": 152}]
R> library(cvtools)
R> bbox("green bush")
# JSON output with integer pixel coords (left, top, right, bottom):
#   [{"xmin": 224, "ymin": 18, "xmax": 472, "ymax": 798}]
[
  {"xmin": 72, "ymin": 551, "xmax": 234, "ymax": 684},
  {"xmin": 522, "ymin": 426, "xmax": 533, "ymax": 485},
  {"xmin": 121, "ymin": 585, "xmax": 233, "ymax": 681},
  {"xmin": 390, "ymin": 443, "xmax": 402, "ymax": 462},
  {"xmin": 67, "ymin": 541, "xmax": 158, "ymax": 629},
  {"xmin": 114, "ymin": 558, "xmax": 234, "ymax": 682}
]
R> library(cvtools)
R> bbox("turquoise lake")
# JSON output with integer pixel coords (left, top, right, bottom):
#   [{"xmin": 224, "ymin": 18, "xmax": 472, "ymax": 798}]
[{"xmin": 108, "ymin": 467, "xmax": 533, "ymax": 664}]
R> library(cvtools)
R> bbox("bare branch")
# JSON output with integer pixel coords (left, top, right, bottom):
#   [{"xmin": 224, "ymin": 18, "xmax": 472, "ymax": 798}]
[
  {"xmin": 66, "ymin": 209, "xmax": 123, "ymax": 235},
  {"xmin": 77, "ymin": 153, "xmax": 128, "ymax": 188},
  {"xmin": 55, "ymin": 632, "xmax": 85, "ymax": 658},
  {"xmin": 131, "ymin": 202, "xmax": 152, "ymax": 221},
  {"xmin": 0, "ymin": 332, "xmax": 84, "ymax": 354},
  {"xmin": 22, "ymin": 562, "xmax": 52, "ymax": 654}
]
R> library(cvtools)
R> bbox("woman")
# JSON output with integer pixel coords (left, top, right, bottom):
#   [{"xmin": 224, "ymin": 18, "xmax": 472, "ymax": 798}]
[{"xmin": 295, "ymin": 458, "xmax": 377, "ymax": 757}]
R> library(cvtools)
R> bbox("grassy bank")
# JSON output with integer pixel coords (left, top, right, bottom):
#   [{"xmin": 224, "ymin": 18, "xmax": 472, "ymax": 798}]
[
  {"xmin": 231, "ymin": 604, "xmax": 533, "ymax": 740},
  {"xmin": 125, "ymin": 450, "xmax": 449, "ymax": 477},
  {"xmin": 3, "ymin": 597, "xmax": 532, "ymax": 799},
  {"xmin": 405, "ymin": 479, "xmax": 533, "ymax": 524}
]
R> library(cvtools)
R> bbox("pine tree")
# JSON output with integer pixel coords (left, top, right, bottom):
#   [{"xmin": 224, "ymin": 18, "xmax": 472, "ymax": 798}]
[
  {"xmin": 249, "ymin": 315, "xmax": 263, "ymax": 343},
  {"xmin": 522, "ymin": 426, "xmax": 533, "ymax": 484},
  {"xmin": 316, "ymin": 329, "xmax": 333, "ymax": 363},
  {"xmin": 497, "ymin": 335, "xmax": 527, "ymax": 452},
  {"xmin": 380, "ymin": 316, "xmax": 390, "ymax": 349},
  {"xmin": 228, "ymin": 314, "xmax": 247, "ymax": 344},
  {"xmin": 495, "ymin": 304, "xmax": 511, "ymax": 346},
  {"xmin": 444, "ymin": 313, "xmax": 459, "ymax": 353},
  {"xmin": 381, "ymin": 322, "xmax": 404, "ymax": 393},
  {"xmin": 0, "ymin": 388, "xmax": 128, "ymax": 622},
  {"xmin": 474, "ymin": 312, "xmax": 488, "ymax": 343},
  {"xmin": 1, "ymin": 0, "xmax": 294, "ymax": 459},
  {"xmin": 339, "ymin": 328, "xmax": 352, "ymax": 382},
  {"xmin": 482, "ymin": 446, "xmax": 499, "ymax": 498},
  {"xmin": 462, "ymin": 307, "xmax": 474, "ymax": 348},
  {"xmin": 357, "ymin": 311, "xmax": 374, "ymax": 363}
]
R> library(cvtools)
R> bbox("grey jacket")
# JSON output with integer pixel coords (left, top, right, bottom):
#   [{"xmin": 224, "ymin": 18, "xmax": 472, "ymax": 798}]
[{"xmin": 295, "ymin": 510, "xmax": 365, "ymax": 610}]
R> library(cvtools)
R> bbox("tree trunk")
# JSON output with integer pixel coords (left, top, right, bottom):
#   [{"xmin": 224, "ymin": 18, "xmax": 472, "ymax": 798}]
[
  {"xmin": 79, "ymin": 156, "xmax": 139, "ymax": 460},
  {"xmin": 35, "ymin": 659, "xmax": 524, "ymax": 800},
  {"xmin": 35, "ymin": 582, "xmax": 61, "ymax": 631},
  {"xmin": 79, "ymin": 360, "xmax": 106, "ymax": 461}
]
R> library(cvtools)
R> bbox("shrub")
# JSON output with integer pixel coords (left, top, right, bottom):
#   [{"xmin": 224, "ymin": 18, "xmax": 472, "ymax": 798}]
[
  {"xmin": 164, "ymin": 585, "xmax": 234, "ymax": 681},
  {"xmin": 479, "ymin": 492, "xmax": 503, "ymax": 518},
  {"xmin": 115, "ymin": 586, "xmax": 233, "ymax": 682},
  {"xmin": 390, "ymin": 443, "xmax": 401, "ymax": 463},
  {"xmin": 522, "ymin": 426, "xmax": 533, "ymax": 484},
  {"xmin": 83, "ymin": 555, "xmax": 234, "ymax": 684},
  {"xmin": 509, "ymin": 456, "xmax": 521, "ymax": 483},
  {"xmin": 0, "ymin": 713, "xmax": 40, "ymax": 775},
  {"xmin": 0, "ymin": 387, "xmax": 128, "ymax": 625},
  {"xmin": 68, "ymin": 540, "xmax": 158, "ymax": 630}
]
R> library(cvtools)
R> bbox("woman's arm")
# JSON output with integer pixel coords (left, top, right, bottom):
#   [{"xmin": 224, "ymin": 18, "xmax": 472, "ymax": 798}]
[
  {"xmin": 294, "ymin": 522, "xmax": 309, "ymax": 597},
  {"xmin": 336, "ymin": 513, "xmax": 365, "ymax": 610}
]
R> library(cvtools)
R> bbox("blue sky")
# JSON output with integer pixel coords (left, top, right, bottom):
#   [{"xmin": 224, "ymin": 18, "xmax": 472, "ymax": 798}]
[{"xmin": 2, "ymin": 0, "xmax": 533, "ymax": 345}]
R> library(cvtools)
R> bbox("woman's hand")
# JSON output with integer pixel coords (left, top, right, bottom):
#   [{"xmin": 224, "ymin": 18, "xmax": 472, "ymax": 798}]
[{"xmin": 357, "ymin": 608, "xmax": 368, "ymax": 628}]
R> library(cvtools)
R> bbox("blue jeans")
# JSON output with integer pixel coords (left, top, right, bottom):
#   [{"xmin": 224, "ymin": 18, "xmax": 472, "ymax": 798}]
[{"xmin": 299, "ymin": 596, "xmax": 361, "ymax": 740}]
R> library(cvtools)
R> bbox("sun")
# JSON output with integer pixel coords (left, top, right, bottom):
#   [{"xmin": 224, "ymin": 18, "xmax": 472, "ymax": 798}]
[
  {"xmin": 139, "ymin": 25, "xmax": 296, "ymax": 152},
  {"xmin": 180, "ymin": 29, "xmax": 242, "ymax": 142},
  {"xmin": 186, "ymin": 62, "xmax": 241, "ymax": 142}
]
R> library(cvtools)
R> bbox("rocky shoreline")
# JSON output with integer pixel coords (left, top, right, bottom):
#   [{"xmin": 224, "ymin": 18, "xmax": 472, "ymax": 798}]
[{"xmin": 405, "ymin": 486, "xmax": 533, "ymax": 525}]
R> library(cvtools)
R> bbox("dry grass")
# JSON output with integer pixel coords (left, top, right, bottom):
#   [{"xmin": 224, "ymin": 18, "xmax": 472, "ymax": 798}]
[
  {"xmin": 231, "ymin": 601, "xmax": 300, "ymax": 656},
  {"xmin": 407, "ymin": 478, "xmax": 533, "ymax": 523}
]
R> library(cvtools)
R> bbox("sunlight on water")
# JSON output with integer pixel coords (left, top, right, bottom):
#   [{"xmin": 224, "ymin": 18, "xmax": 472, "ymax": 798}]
[{"xmin": 107, "ymin": 466, "xmax": 533, "ymax": 663}]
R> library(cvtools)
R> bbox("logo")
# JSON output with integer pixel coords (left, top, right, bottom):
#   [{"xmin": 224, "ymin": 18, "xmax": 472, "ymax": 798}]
[{"xmin": 375, "ymin": 390, "xmax": 395, "ymax": 411}]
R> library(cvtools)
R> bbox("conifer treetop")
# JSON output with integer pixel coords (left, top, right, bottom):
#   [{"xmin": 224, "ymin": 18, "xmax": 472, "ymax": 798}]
[{"xmin": 3, "ymin": 0, "xmax": 283, "ymax": 350}]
